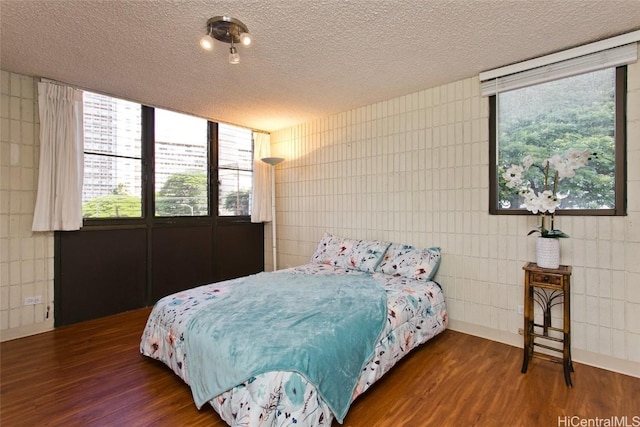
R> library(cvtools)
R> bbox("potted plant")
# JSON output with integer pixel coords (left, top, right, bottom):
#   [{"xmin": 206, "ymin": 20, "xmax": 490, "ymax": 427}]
[{"xmin": 503, "ymin": 149, "xmax": 595, "ymax": 268}]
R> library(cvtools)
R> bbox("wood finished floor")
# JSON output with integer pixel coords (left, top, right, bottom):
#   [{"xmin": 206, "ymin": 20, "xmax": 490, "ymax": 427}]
[{"xmin": 1, "ymin": 307, "xmax": 638, "ymax": 427}]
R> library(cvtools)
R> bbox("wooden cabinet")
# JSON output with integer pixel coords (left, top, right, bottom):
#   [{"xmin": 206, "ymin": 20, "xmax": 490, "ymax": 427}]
[
  {"xmin": 521, "ymin": 262, "xmax": 573, "ymax": 386},
  {"xmin": 55, "ymin": 221, "xmax": 264, "ymax": 326}
]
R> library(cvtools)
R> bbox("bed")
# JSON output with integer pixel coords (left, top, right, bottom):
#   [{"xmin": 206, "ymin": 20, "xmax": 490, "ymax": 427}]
[{"xmin": 140, "ymin": 233, "xmax": 447, "ymax": 426}]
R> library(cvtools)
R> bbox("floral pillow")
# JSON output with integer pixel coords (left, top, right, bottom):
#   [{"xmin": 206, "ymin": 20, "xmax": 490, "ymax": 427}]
[
  {"xmin": 310, "ymin": 233, "xmax": 390, "ymax": 272},
  {"xmin": 412, "ymin": 247, "xmax": 441, "ymax": 281},
  {"xmin": 347, "ymin": 239, "xmax": 391, "ymax": 273},
  {"xmin": 310, "ymin": 233, "xmax": 354, "ymax": 268},
  {"xmin": 376, "ymin": 244, "xmax": 441, "ymax": 281}
]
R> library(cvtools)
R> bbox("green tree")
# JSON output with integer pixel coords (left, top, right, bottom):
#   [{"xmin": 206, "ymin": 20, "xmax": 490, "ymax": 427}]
[
  {"xmin": 113, "ymin": 183, "xmax": 129, "ymax": 195},
  {"xmin": 83, "ymin": 189, "xmax": 141, "ymax": 218},
  {"xmin": 223, "ymin": 189, "xmax": 251, "ymax": 215},
  {"xmin": 155, "ymin": 171, "xmax": 208, "ymax": 216}
]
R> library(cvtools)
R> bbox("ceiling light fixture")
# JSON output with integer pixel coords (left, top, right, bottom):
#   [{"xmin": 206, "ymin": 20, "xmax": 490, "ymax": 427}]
[{"xmin": 199, "ymin": 16, "xmax": 251, "ymax": 64}]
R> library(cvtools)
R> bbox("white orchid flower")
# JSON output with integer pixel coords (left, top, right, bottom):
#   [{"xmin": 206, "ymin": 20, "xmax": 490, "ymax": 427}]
[
  {"xmin": 539, "ymin": 190, "xmax": 560, "ymax": 213},
  {"xmin": 523, "ymin": 193, "xmax": 543, "ymax": 214},
  {"xmin": 503, "ymin": 165, "xmax": 524, "ymax": 188},
  {"xmin": 547, "ymin": 154, "xmax": 564, "ymax": 169},
  {"xmin": 513, "ymin": 148, "xmax": 593, "ymax": 239},
  {"xmin": 566, "ymin": 149, "xmax": 590, "ymax": 169},
  {"xmin": 555, "ymin": 162, "xmax": 576, "ymax": 179}
]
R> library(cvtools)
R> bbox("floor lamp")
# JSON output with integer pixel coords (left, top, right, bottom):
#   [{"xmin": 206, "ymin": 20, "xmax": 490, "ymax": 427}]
[{"xmin": 261, "ymin": 157, "xmax": 284, "ymax": 270}]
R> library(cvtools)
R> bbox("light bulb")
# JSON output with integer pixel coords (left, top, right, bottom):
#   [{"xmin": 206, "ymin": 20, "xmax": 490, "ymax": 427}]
[
  {"xmin": 239, "ymin": 32, "xmax": 252, "ymax": 47},
  {"xmin": 229, "ymin": 46, "xmax": 240, "ymax": 64},
  {"xmin": 199, "ymin": 34, "xmax": 214, "ymax": 50}
]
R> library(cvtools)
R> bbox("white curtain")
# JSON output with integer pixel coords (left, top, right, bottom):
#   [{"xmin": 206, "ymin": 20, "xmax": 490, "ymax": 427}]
[
  {"xmin": 32, "ymin": 81, "xmax": 84, "ymax": 231},
  {"xmin": 251, "ymin": 132, "xmax": 272, "ymax": 223}
]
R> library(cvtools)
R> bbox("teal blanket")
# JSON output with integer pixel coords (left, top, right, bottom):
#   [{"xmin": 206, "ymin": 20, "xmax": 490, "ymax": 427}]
[{"xmin": 184, "ymin": 271, "xmax": 387, "ymax": 423}]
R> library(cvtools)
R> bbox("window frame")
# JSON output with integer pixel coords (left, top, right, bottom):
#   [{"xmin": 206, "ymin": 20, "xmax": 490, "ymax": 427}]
[
  {"xmin": 216, "ymin": 123, "xmax": 255, "ymax": 217},
  {"xmin": 81, "ymin": 101, "xmax": 254, "ymax": 227},
  {"xmin": 488, "ymin": 66, "xmax": 627, "ymax": 216},
  {"xmin": 153, "ymin": 108, "xmax": 211, "ymax": 219},
  {"xmin": 81, "ymin": 92, "xmax": 144, "ymax": 222}
]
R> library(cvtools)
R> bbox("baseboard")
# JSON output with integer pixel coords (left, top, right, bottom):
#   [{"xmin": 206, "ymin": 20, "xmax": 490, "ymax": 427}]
[
  {"xmin": 0, "ymin": 319, "xmax": 55, "ymax": 342},
  {"xmin": 448, "ymin": 319, "xmax": 640, "ymax": 379}
]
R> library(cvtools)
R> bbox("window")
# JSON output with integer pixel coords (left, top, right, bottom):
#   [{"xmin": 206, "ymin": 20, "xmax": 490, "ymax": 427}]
[
  {"xmin": 218, "ymin": 123, "xmax": 253, "ymax": 216},
  {"xmin": 154, "ymin": 109, "xmax": 208, "ymax": 217},
  {"xmin": 82, "ymin": 92, "xmax": 142, "ymax": 218},
  {"xmin": 81, "ymin": 94, "xmax": 254, "ymax": 220},
  {"xmin": 488, "ymin": 66, "xmax": 627, "ymax": 216}
]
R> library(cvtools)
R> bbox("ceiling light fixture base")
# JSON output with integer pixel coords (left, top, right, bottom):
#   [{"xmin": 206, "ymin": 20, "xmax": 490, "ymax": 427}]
[{"xmin": 206, "ymin": 16, "xmax": 249, "ymax": 44}]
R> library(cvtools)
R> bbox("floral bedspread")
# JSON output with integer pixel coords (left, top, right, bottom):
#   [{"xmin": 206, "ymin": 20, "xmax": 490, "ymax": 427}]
[{"xmin": 140, "ymin": 263, "xmax": 447, "ymax": 427}]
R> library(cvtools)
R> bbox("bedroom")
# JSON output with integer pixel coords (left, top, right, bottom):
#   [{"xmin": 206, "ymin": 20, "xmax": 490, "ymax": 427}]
[{"xmin": 1, "ymin": 0, "xmax": 640, "ymax": 425}]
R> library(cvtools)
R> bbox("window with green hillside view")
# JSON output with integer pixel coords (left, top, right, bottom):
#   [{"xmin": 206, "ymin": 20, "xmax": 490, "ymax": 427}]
[{"xmin": 490, "ymin": 66, "xmax": 626, "ymax": 215}]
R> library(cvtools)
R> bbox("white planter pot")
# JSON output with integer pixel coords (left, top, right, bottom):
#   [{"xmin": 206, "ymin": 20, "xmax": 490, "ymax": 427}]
[{"xmin": 536, "ymin": 237, "xmax": 560, "ymax": 269}]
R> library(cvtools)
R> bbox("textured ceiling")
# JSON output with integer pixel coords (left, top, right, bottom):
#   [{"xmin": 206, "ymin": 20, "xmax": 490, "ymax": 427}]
[{"xmin": 2, "ymin": 0, "xmax": 640, "ymax": 132}]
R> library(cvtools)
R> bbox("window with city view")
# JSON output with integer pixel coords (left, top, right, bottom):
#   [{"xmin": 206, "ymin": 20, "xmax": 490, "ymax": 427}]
[
  {"xmin": 81, "ymin": 93, "xmax": 254, "ymax": 220},
  {"xmin": 82, "ymin": 92, "xmax": 142, "ymax": 218},
  {"xmin": 155, "ymin": 109, "xmax": 208, "ymax": 217},
  {"xmin": 218, "ymin": 124, "xmax": 253, "ymax": 216}
]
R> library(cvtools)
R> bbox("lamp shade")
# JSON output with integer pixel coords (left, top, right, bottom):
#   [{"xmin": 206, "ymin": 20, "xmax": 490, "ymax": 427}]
[{"xmin": 261, "ymin": 157, "xmax": 284, "ymax": 166}]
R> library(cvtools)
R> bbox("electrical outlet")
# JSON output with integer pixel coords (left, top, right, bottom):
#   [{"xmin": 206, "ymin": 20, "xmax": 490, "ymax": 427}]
[
  {"xmin": 24, "ymin": 296, "xmax": 42, "ymax": 305},
  {"xmin": 517, "ymin": 305, "xmax": 524, "ymax": 314}
]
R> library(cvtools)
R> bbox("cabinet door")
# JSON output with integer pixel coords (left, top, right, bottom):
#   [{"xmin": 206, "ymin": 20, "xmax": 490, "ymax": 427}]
[
  {"xmin": 55, "ymin": 228, "xmax": 147, "ymax": 326},
  {"xmin": 151, "ymin": 225, "xmax": 214, "ymax": 301},
  {"xmin": 214, "ymin": 222, "xmax": 264, "ymax": 281}
]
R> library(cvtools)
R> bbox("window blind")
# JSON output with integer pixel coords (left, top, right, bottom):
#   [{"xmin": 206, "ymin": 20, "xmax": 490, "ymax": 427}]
[{"xmin": 480, "ymin": 31, "xmax": 639, "ymax": 96}]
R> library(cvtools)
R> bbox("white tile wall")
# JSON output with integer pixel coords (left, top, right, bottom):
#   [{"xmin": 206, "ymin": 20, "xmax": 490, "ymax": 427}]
[
  {"xmin": 270, "ymin": 50, "xmax": 640, "ymax": 370},
  {"xmin": 1, "ymin": 58, "xmax": 638, "ymax": 372},
  {"xmin": 0, "ymin": 70, "xmax": 54, "ymax": 341}
]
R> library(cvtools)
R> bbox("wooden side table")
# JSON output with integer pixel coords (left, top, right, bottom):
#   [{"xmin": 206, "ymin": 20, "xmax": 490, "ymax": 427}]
[{"xmin": 521, "ymin": 262, "xmax": 573, "ymax": 386}]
